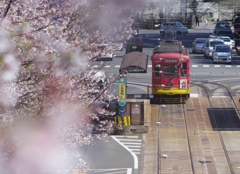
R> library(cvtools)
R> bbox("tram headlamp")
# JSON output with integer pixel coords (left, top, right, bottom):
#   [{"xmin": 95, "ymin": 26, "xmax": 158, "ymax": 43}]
[{"xmin": 168, "ymin": 81, "xmax": 173, "ymax": 87}]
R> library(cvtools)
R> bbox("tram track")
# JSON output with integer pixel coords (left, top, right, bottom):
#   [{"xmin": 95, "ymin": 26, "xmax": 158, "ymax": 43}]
[
  {"xmin": 157, "ymin": 103, "xmax": 195, "ymax": 174},
  {"xmin": 156, "ymin": 81, "xmax": 240, "ymax": 173},
  {"xmin": 189, "ymin": 81, "xmax": 240, "ymax": 174}
]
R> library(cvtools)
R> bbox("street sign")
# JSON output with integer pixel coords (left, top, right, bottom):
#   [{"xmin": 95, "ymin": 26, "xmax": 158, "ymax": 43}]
[
  {"xmin": 118, "ymin": 101, "xmax": 126, "ymax": 107},
  {"xmin": 118, "ymin": 77, "xmax": 127, "ymax": 101},
  {"xmin": 119, "ymin": 108, "xmax": 126, "ymax": 115},
  {"xmin": 118, "ymin": 77, "xmax": 127, "ymax": 83}
]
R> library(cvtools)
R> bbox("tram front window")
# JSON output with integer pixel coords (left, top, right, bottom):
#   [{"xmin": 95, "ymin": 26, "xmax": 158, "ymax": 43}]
[
  {"xmin": 155, "ymin": 64, "xmax": 161, "ymax": 77},
  {"xmin": 163, "ymin": 65, "xmax": 178, "ymax": 78},
  {"xmin": 180, "ymin": 62, "xmax": 187, "ymax": 77}
]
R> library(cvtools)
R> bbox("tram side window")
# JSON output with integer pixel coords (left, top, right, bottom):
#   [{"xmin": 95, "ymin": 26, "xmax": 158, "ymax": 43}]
[
  {"xmin": 155, "ymin": 64, "xmax": 161, "ymax": 77},
  {"xmin": 163, "ymin": 65, "xmax": 178, "ymax": 78},
  {"xmin": 180, "ymin": 62, "xmax": 187, "ymax": 77}
]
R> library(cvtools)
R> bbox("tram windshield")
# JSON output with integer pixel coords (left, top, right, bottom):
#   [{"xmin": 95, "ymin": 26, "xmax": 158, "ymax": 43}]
[
  {"xmin": 180, "ymin": 62, "xmax": 187, "ymax": 77},
  {"xmin": 163, "ymin": 65, "xmax": 178, "ymax": 78}
]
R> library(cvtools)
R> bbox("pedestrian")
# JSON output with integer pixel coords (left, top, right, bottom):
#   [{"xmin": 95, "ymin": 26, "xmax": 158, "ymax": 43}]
[{"xmin": 195, "ymin": 14, "xmax": 199, "ymax": 26}]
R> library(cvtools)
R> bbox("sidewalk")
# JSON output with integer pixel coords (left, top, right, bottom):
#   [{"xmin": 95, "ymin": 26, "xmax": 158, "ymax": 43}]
[{"xmin": 188, "ymin": 21, "xmax": 215, "ymax": 33}]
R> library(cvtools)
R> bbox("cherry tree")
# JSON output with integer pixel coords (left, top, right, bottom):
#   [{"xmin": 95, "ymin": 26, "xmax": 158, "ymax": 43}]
[{"xmin": 0, "ymin": 0, "xmax": 143, "ymax": 173}]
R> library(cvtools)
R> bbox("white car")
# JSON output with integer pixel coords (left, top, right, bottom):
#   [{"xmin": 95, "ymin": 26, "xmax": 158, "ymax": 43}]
[
  {"xmin": 212, "ymin": 44, "xmax": 232, "ymax": 64},
  {"xmin": 96, "ymin": 44, "xmax": 116, "ymax": 61},
  {"xmin": 203, "ymin": 38, "xmax": 224, "ymax": 59},
  {"xmin": 218, "ymin": 36, "xmax": 235, "ymax": 48}
]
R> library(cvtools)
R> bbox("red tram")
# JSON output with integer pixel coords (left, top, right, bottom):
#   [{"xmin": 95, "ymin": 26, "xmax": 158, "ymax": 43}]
[{"xmin": 150, "ymin": 39, "xmax": 190, "ymax": 104}]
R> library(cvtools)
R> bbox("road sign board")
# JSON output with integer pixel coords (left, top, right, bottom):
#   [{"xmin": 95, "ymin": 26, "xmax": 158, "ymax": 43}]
[
  {"xmin": 118, "ymin": 83, "xmax": 126, "ymax": 101},
  {"xmin": 119, "ymin": 108, "xmax": 126, "ymax": 115},
  {"xmin": 118, "ymin": 77, "xmax": 127, "ymax": 83},
  {"xmin": 118, "ymin": 101, "xmax": 126, "ymax": 107}
]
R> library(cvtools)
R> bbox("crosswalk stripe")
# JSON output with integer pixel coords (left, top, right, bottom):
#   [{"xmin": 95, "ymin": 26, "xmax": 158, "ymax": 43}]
[
  {"xmin": 113, "ymin": 135, "xmax": 139, "ymax": 138},
  {"xmin": 115, "ymin": 65, "xmax": 120, "ymax": 67},
  {"xmin": 203, "ymin": 65, "xmax": 209, "ymax": 67},
  {"xmin": 117, "ymin": 139, "xmax": 142, "ymax": 142},
  {"xmin": 123, "ymin": 142, "xmax": 142, "ymax": 145},
  {"xmin": 214, "ymin": 65, "xmax": 220, "ymax": 67},
  {"xmin": 192, "ymin": 65, "xmax": 198, "ymax": 67}
]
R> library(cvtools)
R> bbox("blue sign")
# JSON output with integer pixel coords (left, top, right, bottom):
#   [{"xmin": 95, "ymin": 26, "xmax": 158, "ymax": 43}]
[{"xmin": 119, "ymin": 108, "xmax": 126, "ymax": 115}]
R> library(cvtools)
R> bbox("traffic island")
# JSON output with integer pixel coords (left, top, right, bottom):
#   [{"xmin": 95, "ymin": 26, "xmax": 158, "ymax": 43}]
[{"xmin": 113, "ymin": 99, "xmax": 150, "ymax": 135}]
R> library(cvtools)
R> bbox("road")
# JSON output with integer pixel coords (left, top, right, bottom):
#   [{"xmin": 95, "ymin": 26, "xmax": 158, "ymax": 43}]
[{"xmin": 78, "ymin": 135, "xmax": 142, "ymax": 174}]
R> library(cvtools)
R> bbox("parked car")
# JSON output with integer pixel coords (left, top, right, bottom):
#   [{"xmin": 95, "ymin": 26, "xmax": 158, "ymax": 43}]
[
  {"xmin": 125, "ymin": 35, "xmax": 143, "ymax": 54},
  {"xmin": 96, "ymin": 44, "xmax": 115, "ymax": 61},
  {"xmin": 160, "ymin": 22, "xmax": 188, "ymax": 36},
  {"xmin": 192, "ymin": 38, "xmax": 207, "ymax": 53},
  {"xmin": 218, "ymin": 36, "xmax": 235, "ymax": 49},
  {"xmin": 212, "ymin": 44, "xmax": 232, "ymax": 64},
  {"xmin": 214, "ymin": 21, "xmax": 231, "ymax": 29},
  {"xmin": 203, "ymin": 38, "xmax": 224, "ymax": 59}
]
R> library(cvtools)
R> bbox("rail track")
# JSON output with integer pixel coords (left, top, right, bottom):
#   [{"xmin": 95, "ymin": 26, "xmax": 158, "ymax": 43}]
[{"xmin": 157, "ymin": 81, "xmax": 240, "ymax": 173}]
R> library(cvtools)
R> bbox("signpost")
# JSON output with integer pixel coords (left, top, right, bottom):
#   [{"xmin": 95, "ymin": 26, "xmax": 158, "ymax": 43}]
[
  {"xmin": 117, "ymin": 77, "xmax": 130, "ymax": 125},
  {"xmin": 119, "ymin": 108, "xmax": 126, "ymax": 115},
  {"xmin": 118, "ymin": 77, "xmax": 127, "ymax": 101}
]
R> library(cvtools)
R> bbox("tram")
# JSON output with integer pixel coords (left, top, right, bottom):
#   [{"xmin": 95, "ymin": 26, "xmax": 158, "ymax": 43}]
[{"xmin": 150, "ymin": 39, "xmax": 190, "ymax": 104}]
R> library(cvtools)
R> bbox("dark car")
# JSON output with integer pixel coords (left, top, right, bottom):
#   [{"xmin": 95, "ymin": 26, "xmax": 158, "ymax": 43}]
[
  {"xmin": 215, "ymin": 21, "xmax": 231, "ymax": 29},
  {"xmin": 213, "ymin": 29, "xmax": 235, "ymax": 40},
  {"xmin": 125, "ymin": 35, "xmax": 143, "ymax": 54}
]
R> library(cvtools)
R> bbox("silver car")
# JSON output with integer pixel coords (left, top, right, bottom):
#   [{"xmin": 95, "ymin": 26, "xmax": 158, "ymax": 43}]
[
  {"xmin": 160, "ymin": 22, "xmax": 188, "ymax": 36},
  {"xmin": 192, "ymin": 38, "xmax": 207, "ymax": 53},
  {"xmin": 212, "ymin": 44, "xmax": 232, "ymax": 64},
  {"xmin": 203, "ymin": 38, "xmax": 224, "ymax": 59}
]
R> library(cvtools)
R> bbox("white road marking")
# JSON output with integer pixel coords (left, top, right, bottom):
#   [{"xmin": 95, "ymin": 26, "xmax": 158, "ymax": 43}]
[
  {"xmin": 212, "ymin": 96, "xmax": 228, "ymax": 98},
  {"xmin": 115, "ymin": 65, "xmax": 120, "ymax": 68},
  {"xmin": 122, "ymin": 142, "xmax": 142, "ymax": 145},
  {"xmin": 117, "ymin": 139, "xmax": 142, "ymax": 142},
  {"xmin": 225, "ymin": 65, "xmax": 232, "ymax": 67},
  {"xmin": 111, "ymin": 136, "xmax": 138, "ymax": 170},
  {"xmin": 104, "ymin": 65, "xmax": 111, "ymax": 68},
  {"xmin": 214, "ymin": 65, "xmax": 220, "ymax": 67},
  {"xmin": 192, "ymin": 65, "xmax": 198, "ymax": 67},
  {"xmin": 113, "ymin": 136, "xmax": 139, "ymax": 138},
  {"xmin": 190, "ymin": 93, "xmax": 198, "ymax": 98},
  {"xmin": 203, "ymin": 65, "xmax": 209, "ymax": 67},
  {"xmin": 148, "ymin": 65, "xmax": 152, "ymax": 68}
]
